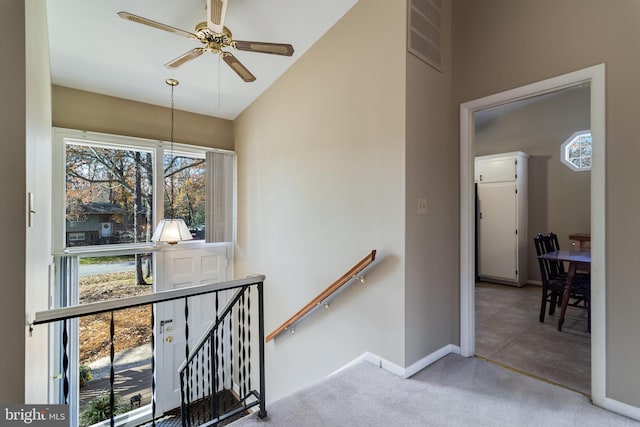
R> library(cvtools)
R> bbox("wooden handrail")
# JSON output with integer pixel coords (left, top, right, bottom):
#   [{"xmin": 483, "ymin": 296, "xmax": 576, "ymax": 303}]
[{"xmin": 265, "ymin": 250, "xmax": 376, "ymax": 342}]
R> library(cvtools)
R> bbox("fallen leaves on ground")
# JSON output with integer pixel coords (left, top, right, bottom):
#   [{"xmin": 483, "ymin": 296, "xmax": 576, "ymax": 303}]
[{"xmin": 79, "ymin": 271, "xmax": 153, "ymax": 364}]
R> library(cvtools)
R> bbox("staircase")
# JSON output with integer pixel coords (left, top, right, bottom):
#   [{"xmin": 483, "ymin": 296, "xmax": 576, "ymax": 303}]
[{"xmin": 179, "ymin": 283, "xmax": 267, "ymax": 427}]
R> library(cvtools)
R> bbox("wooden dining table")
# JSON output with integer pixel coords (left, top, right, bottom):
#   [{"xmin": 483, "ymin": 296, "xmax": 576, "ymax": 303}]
[{"xmin": 537, "ymin": 249, "xmax": 591, "ymax": 331}]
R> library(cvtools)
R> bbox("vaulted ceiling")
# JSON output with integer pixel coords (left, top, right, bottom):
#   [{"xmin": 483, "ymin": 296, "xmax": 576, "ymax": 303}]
[{"xmin": 46, "ymin": 0, "xmax": 357, "ymax": 120}]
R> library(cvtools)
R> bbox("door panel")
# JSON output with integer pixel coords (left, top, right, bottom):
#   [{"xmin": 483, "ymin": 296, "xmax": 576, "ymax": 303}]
[
  {"xmin": 156, "ymin": 245, "xmax": 231, "ymax": 411},
  {"xmin": 478, "ymin": 182, "xmax": 518, "ymax": 281}
]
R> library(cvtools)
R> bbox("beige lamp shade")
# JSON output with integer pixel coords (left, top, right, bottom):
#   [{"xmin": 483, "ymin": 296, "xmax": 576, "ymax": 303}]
[{"xmin": 152, "ymin": 218, "xmax": 193, "ymax": 245}]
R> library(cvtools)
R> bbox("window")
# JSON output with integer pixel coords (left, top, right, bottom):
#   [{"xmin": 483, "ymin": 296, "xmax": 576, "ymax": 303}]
[
  {"xmin": 56, "ymin": 253, "xmax": 154, "ymax": 421},
  {"xmin": 65, "ymin": 141, "xmax": 154, "ymax": 247},
  {"xmin": 164, "ymin": 150, "xmax": 206, "ymax": 239},
  {"xmin": 53, "ymin": 128, "xmax": 235, "ymax": 252},
  {"xmin": 561, "ymin": 130, "xmax": 592, "ymax": 171},
  {"xmin": 68, "ymin": 232, "xmax": 86, "ymax": 242},
  {"xmin": 53, "ymin": 129, "xmax": 235, "ymax": 424}
]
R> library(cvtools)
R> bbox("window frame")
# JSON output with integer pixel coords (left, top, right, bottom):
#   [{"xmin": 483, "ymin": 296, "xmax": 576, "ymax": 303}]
[
  {"xmin": 53, "ymin": 128, "xmax": 235, "ymax": 254},
  {"xmin": 561, "ymin": 129, "xmax": 592, "ymax": 172}
]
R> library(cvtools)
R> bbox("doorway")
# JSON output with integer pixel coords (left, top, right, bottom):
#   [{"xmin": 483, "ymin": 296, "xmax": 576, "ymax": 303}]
[{"xmin": 459, "ymin": 64, "xmax": 606, "ymax": 404}]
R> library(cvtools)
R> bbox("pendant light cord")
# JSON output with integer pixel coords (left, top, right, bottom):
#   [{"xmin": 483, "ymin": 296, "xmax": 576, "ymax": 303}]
[{"xmin": 167, "ymin": 78, "xmax": 179, "ymax": 220}]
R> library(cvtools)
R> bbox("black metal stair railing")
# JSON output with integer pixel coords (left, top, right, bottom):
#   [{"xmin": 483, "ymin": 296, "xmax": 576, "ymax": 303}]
[
  {"xmin": 179, "ymin": 281, "xmax": 267, "ymax": 427},
  {"xmin": 31, "ymin": 275, "xmax": 267, "ymax": 427}
]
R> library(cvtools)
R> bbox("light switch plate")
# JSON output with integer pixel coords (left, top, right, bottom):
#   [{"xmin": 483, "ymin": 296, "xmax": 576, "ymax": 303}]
[{"xmin": 417, "ymin": 198, "xmax": 427, "ymax": 215}]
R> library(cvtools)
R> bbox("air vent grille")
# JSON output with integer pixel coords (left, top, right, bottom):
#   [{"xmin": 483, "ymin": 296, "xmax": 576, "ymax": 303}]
[{"xmin": 408, "ymin": 0, "xmax": 442, "ymax": 72}]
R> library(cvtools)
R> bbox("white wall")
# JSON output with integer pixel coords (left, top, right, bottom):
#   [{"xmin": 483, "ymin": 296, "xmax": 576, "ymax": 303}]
[{"xmin": 233, "ymin": 0, "xmax": 407, "ymax": 402}]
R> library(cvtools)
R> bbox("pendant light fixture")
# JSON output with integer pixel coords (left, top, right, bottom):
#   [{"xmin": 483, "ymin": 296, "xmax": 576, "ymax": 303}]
[{"xmin": 152, "ymin": 78, "xmax": 193, "ymax": 245}]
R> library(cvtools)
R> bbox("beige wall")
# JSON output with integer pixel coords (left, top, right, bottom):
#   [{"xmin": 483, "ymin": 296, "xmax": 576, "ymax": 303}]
[
  {"xmin": 25, "ymin": 0, "xmax": 53, "ymax": 403},
  {"xmin": 52, "ymin": 86, "xmax": 234, "ymax": 150},
  {"xmin": 233, "ymin": 0, "xmax": 407, "ymax": 402},
  {"xmin": 453, "ymin": 0, "xmax": 640, "ymax": 407},
  {"xmin": 1, "ymin": 0, "xmax": 27, "ymax": 402},
  {"xmin": 475, "ymin": 86, "xmax": 591, "ymax": 283},
  {"xmin": 404, "ymin": 0, "xmax": 457, "ymax": 366}
]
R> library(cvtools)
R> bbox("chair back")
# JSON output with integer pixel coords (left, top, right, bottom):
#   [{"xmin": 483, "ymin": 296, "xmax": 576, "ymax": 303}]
[
  {"xmin": 534, "ymin": 234, "xmax": 551, "ymax": 283},
  {"xmin": 546, "ymin": 232, "xmax": 565, "ymax": 277},
  {"xmin": 533, "ymin": 233, "xmax": 564, "ymax": 283}
]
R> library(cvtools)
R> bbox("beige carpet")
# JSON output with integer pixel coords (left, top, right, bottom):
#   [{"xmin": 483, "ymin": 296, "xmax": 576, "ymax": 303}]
[{"xmin": 228, "ymin": 354, "xmax": 638, "ymax": 427}]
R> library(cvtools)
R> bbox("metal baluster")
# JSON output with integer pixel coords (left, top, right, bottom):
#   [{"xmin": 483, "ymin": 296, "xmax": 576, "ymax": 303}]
[
  {"xmin": 221, "ymin": 309, "xmax": 225, "ymax": 412},
  {"xmin": 62, "ymin": 320, "xmax": 69, "ymax": 404},
  {"xmin": 110, "ymin": 311, "xmax": 115, "ymax": 427},
  {"xmin": 257, "ymin": 281, "xmax": 267, "ymax": 419},
  {"xmin": 151, "ymin": 304, "xmax": 156, "ymax": 426},
  {"xmin": 213, "ymin": 292, "xmax": 219, "ymax": 418},
  {"xmin": 228, "ymin": 306, "xmax": 233, "ymax": 413},
  {"xmin": 238, "ymin": 291, "xmax": 243, "ymax": 399},
  {"xmin": 184, "ymin": 297, "xmax": 191, "ymax": 425},
  {"xmin": 201, "ymin": 342, "xmax": 206, "ymax": 421},
  {"xmin": 247, "ymin": 287, "xmax": 252, "ymax": 393},
  {"xmin": 206, "ymin": 339, "xmax": 212, "ymax": 421},
  {"xmin": 195, "ymin": 336, "xmax": 200, "ymax": 424},
  {"xmin": 241, "ymin": 289, "xmax": 247, "ymax": 398},
  {"xmin": 180, "ymin": 371, "xmax": 187, "ymax": 427}
]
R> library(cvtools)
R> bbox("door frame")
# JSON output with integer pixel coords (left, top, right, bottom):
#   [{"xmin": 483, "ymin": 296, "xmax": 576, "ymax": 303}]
[{"xmin": 459, "ymin": 64, "xmax": 606, "ymax": 405}]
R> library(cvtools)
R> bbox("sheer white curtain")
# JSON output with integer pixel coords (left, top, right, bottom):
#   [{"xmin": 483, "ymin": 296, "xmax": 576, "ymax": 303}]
[{"xmin": 205, "ymin": 151, "xmax": 234, "ymax": 243}]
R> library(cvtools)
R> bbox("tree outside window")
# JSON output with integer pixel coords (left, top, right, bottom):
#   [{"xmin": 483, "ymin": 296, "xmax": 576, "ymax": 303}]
[
  {"xmin": 65, "ymin": 143, "xmax": 154, "ymax": 247},
  {"xmin": 163, "ymin": 152, "xmax": 206, "ymax": 239}
]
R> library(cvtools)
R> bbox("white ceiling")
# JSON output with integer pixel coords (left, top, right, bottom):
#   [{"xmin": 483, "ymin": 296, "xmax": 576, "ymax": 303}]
[{"xmin": 46, "ymin": 0, "xmax": 357, "ymax": 120}]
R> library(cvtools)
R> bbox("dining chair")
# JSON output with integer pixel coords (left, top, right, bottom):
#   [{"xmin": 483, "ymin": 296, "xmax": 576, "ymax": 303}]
[
  {"xmin": 548, "ymin": 232, "xmax": 590, "ymax": 316},
  {"xmin": 534, "ymin": 233, "xmax": 566, "ymax": 322},
  {"xmin": 534, "ymin": 232, "xmax": 591, "ymax": 330}
]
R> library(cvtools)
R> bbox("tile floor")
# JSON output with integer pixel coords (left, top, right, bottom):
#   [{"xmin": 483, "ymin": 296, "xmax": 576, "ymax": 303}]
[{"xmin": 475, "ymin": 282, "xmax": 591, "ymax": 395}]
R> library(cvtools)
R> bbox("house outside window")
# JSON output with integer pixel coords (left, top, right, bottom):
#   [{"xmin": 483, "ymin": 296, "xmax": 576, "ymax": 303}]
[
  {"xmin": 561, "ymin": 130, "xmax": 592, "ymax": 171},
  {"xmin": 56, "ymin": 129, "xmax": 234, "ymax": 251}
]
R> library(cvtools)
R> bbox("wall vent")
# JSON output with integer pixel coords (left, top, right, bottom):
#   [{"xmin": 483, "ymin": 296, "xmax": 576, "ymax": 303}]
[{"xmin": 408, "ymin": 0, "xmax": 442, "ymax": 72}]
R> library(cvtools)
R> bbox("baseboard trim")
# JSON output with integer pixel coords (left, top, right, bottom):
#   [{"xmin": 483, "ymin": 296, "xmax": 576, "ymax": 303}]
[
  {"xmin": 601, "ymin": 396, "xmax": 640, "ymax": 422},
  {"xmin": 335, "ymin": 344, "xmax": 460, "ymax": 379},
  {"xmin": 403, "ymin": 344, "xmax": 461, "ymax": 378},
  {"xmin": 330, "ymin": 352, "xmax": 405, "ymax": 378}
]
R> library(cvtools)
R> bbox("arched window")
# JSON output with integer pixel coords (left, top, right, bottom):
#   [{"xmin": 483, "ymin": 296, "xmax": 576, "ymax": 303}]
[{"xmin": 561, "ymin": 130, "xmax": 592, "ymax": 171}]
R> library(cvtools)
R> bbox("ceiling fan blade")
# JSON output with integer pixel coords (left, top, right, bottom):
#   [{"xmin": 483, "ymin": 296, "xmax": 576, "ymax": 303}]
[
  {"xmin": 207, "ymin": 0, "xmax": 228, "ymax": 34},
  {"xmin": 118, "ymin": 11, "xmax": 197, "ymax": 39},
  {"xmin": 233, "ymin": 41, "xmax": 294, "ymax": 56},
  {"xmin": 222, "ymin": 53, "xmax": 256, "ymax": 82},
  {"xmin": 165, "ymin": 48, "xmax": 205, "ymax": 68}
]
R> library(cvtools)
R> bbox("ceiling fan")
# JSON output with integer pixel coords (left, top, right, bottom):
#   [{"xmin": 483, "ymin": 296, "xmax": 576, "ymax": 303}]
[{"xmin": 118, "ymin": 0, "xmax": 294, "ymax": 82}]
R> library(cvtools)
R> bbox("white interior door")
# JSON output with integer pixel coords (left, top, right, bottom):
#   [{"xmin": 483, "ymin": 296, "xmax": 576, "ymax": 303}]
[
  {"xmin": 156, "ymin": 245, "xmax": 231, "ymax": 411},
  {"xmin": 477, "ymin": 182, "xmax": 518, "ymax": 281}
]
